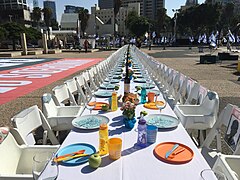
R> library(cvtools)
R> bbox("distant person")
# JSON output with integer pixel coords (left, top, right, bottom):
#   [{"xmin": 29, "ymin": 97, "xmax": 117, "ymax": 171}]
[
  {"xmin": 226, "ymin": 119, "xmax": 239, "ymax": 149},
  {"xmin": 84, "ymin": 39, "xmax": 89, "ymax": 53}
]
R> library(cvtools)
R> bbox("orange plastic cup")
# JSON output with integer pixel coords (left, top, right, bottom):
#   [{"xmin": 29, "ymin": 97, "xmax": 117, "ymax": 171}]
[
  {"xmin": 108, "ymin": 138, "xmax": 122, "ymax": 160},
  {"xmin": 148, "ymin": 92, "xmax": 155, "ymax": 103}
]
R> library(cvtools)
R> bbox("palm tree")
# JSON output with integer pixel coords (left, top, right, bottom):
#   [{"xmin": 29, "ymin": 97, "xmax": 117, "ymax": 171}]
[
  {"xmin": 114, "ymin": 0, "xmax": 122, "ymax": 35},
  {"xmin": 31, "ymin": 7, "xmax": 42, "ymax": 28},
  {"xmin": 76, "ymin": 8, "xmax": 90, "ymax": 37},
  {"xmin": 42, "ymin": 7, "xmax": 52, "ymax": 39}
]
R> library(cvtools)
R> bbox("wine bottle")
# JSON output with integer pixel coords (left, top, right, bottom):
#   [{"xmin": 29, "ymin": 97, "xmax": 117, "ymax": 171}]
[{"xmin": 124, "ymin": 44, "xmax": 130, "ymax": 94}]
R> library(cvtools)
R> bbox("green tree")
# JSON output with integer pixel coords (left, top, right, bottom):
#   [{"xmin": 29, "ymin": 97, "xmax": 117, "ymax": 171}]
[
  {"xmin": 0, "ymin": 27, "xmax": 6, "ymax": 41},
  {"xmin": 126, "ymin": 11, "xmax": 149, "ymax": 37},
  {"xmin": 177, "ymin": 3, "xmax": 221, "ymax": 36},
  {"xmin": 31, "ymin": 7, "xmax": 42, "ymax": 27},
  {"xmin": 2, "ymin": 22, "xmax": 24, "ymax": 50},
  {"xmin": 155, "ymin": 8, "xmax": 171, "ymax": 34},
  {"xmin": 42, "ymin": 7, "xmax": 52, "ymax": 39},
  {"xmin": 25, "ymin": 27, "xmax": 41, "ymax": 43},
  {"xmin": 76, "ymin": 8, "xmax": 90, "ymax": 37},
  {"xmin": 114, "ymin": 0, "xmax": 122, "ymax": 36}
]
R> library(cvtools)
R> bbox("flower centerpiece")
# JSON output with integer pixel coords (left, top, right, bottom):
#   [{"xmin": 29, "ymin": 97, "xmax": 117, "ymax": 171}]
[
  {"xmin": 121, "ymin": 93, "xmax": 139, "ymax": 129},
  {"xmin": 120, "ymin": 101, "xmax": 136, "ymax": 129},
  {"xmin": 128, "ymin": 68, "xmax": 134, "ymax": 80}
]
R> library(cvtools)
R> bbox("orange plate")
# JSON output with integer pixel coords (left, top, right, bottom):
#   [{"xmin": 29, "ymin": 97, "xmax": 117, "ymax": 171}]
[
  {"xmin": 154, "ymin": 142, "xmax": 194, "ymax": 164},
  {"xmin": 88, "ymin": 102, "xmax": 109, "ymax": 110},
  {"xmin": 144, "ymin": 101, "xmax": 165, "ymax": 110}
]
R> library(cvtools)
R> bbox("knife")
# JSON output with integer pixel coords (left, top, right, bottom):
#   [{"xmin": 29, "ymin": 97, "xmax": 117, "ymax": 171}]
[{"xmin": 165, "ymin": 144, "xmax": 179, "ymax": 159}]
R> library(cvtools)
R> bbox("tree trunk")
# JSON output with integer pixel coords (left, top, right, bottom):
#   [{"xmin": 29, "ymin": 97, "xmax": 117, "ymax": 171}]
[{"xmin": 12, "ymin": 39, "xmax": 16, "ymax": 51}]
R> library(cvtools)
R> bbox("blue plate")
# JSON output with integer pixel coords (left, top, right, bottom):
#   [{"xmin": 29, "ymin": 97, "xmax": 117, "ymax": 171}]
[
  {"xmin": 56, "ymin": 143, "xmax": 96, "ymax": 166},
  {"xmin": 104, "ymin": 79, "xmax": 119, "ymax": 84},
  {"xmin": 100, "ymin": 83, "xmax": 115, "ymax": 90},
  {"xmin": 72, "ymin": 115, "xmax": 110, "ymax": 129},
  {"xmin": 135, "ymin": 84, "xmax": 155, "ymax": 89},
  {"xmin": 145, "ymin": 114, "xmax": 180, "ymax": 129},
  {"xmin": 94, "ymin": 90, "xmax": 112, "ymax": 98},
  {"xmin": 134, "ymin": 78, "xmax": 146, "ymax": 83}
]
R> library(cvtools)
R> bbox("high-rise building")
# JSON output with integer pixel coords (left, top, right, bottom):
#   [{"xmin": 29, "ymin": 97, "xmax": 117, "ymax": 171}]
[
  {"xmin": 186, "ymin": 0, "xmax": 198, "ymax": 6},
  {"xmin": 0, "ymin": 0, "xmax": 31, "ymax": 24},
  {"xmin": 120, "ymin": 0, "xmax": 165, "ymax": 20},
  {"xmin": 98, "ymin": 0, "xmax": 114, "ymax": 9},
  {"xmin": 0, "ymin": 0, "xmax": 28, "ymax": 10},
  {"xmin": 33, "ymin": 0, "xmax": 39, "ymax": 7},
  {"xmin": 43, "ymin": 0, "xmax": 57, "ymax": 20},
  {"xmin": 64, "ymin": 5, "xmax": 83, "ymax": 13}
]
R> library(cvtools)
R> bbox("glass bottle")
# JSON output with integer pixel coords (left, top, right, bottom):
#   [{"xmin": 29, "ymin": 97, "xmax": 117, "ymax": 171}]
[
  {"xmin": 137, "ymin": 117, "xmax": 147, "ymax": 147},
  {"xmin": 140, "ymin": 86, "xmax": 147, "ymax": 104},
  {"xmin": 124, "ymin": 45, "xmax": 130, "ymax": 94},
  {"xmin": 111, "ymin": 90, "xmax": 118, "ymax": 111},
  {"xmin": 99, "ymin": 123, "xmax": 109, "ymax": 156}
]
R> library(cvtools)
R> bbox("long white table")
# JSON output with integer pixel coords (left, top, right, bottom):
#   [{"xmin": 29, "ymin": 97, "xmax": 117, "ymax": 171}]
[{"xmin": 41, "ymin": 74, "xmax": 216, "ymax": 180}]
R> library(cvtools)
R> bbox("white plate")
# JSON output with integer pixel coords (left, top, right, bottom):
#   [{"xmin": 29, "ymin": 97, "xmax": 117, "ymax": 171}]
[{"xmin": 72, "ymin": 115, "xmax": 110, "ymax": 129}]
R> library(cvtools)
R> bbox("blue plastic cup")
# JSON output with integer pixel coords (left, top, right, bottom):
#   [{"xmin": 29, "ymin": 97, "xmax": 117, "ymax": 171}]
[{"xmin": 147, "ymin": 125, "xmax": 158, "ymax": 143}]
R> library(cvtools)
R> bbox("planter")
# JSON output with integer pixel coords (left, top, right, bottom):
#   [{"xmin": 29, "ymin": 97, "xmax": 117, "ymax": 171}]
[
  {"xmin": 123, "ymin": 117, "xmax": 136, "ymax": 129},
  {"xmin": 218, "ymin": 52, "xmax": 238, "ymax": 61},
  {"xmin": 200, "ymin": 55, "xmax": 218, "ymax": 64}
]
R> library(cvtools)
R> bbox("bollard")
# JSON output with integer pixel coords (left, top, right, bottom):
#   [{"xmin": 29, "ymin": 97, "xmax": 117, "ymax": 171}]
[{"xmin": 238, "ymin": 60, "xmax": 240, "ymax": 72}]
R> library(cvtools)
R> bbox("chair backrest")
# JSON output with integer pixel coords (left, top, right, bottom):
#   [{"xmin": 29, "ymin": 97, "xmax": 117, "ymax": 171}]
[
  {"xmin": 52, "ymin": 84, "xmax": 71, "ymax": 106},
  {"xmin": 197, "ymin": 85, "xmax": 208, "ymax": 105},
  {"xmin": 64, "ymin": 78, "xmax": 79, "ymax": 104},
  {"xmin": 42, "ymin": 93, "xmax": 58, "ymax": 118},
  {"xmin": 11, "ymin": 105, "xmax": 59, "ymax": 145},
  {"xmin": 201, "ymin": 104, "xmax": 240, "ymax": 155},
  {"xmin": 0, "ymin": 128, "xmax": 22, "ymax": 175},
  {"xmin": 185, "ymin": 81, "xmax": 200, "ymax": 105}
]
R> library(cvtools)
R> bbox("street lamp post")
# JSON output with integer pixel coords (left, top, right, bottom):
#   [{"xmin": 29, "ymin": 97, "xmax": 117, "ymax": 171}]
[
  {"xmin": 172, "ymin": 9, "xmax": 179, "ymax": 46},
  {"xmin": 9, "ymin": 15, "xmax": 12, "ymax": 22}
]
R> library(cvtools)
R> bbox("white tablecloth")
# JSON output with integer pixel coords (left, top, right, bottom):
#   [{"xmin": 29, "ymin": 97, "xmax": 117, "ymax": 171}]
[{"xmin": 42, "ymin": 78, "xmax": 216, "ymax": 180}]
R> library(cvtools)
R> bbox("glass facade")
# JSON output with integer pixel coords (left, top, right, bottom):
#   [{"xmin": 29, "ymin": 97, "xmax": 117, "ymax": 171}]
[{"xmin": 43, "ymin": 0, "xmax": 57, "ymax": 20}]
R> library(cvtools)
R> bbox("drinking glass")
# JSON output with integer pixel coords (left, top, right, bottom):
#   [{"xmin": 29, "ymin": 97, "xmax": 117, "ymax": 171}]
[
  {"xmin": 155, "ymin": 99, "xmax": 166, "ymax": 113},
  {"xmin": 200, "ymin": 169, "xmax": 226, "ymax": 180},
  {"xmin": 32, "ymin": 152, "xmax": 58, "ymax": 180},
  {"xmin": 85, "ymin": 96, "xmax": 96, "ymax": 114}
]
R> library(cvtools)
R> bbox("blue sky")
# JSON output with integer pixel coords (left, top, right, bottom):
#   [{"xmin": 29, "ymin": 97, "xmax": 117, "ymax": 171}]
[{"xmin": 28, "ymin": 0, "xmax": 205, "ymax": 21}]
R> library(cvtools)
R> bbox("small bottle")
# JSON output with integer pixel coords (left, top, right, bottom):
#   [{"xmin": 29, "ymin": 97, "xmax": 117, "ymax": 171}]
[
  {"xmin": 137, "ymin": 117, "xmax": 147, "ymax": 147},
  {"xmin": 99, "ymin": 123, "xmax": 109, "ymax": 156},
  {"xmin": 111, "ymin": 90, "xmax": 118, "ymax": 111},
  {"xmin": 140, "ymin": 86, "xmax": 147, "ymax": 104}
]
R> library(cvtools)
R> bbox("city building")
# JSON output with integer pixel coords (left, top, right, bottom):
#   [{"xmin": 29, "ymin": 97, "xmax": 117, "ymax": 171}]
[
  {"xmin": 64, "ymin": 5, "xmax": 83, "ymax": 13},
  {"xmin": 98, "ymin": 0, "xmax": 114, "ymax": 9},
  {"xmin": 121, "ymin": 0, "xmax": 165, "ymax": 20},
  {"xmin": 98, "ymin": 0, "xmax": 164, "ymax": 20},
  {"xmin": 43, "ymin": 0, "xmax": 57, "ymax": 20},
  {"xmin": 0, "ymin": 0, "xmax": 31, "ymax": 24}
]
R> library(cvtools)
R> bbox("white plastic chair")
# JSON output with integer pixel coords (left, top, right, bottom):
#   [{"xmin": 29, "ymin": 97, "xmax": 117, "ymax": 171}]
[
  {"xmin": 42, "ymin": 93, "xmax": 83, "ymax": 131},
  {"xmin": 52, "ymin": 84, "xmax": 78, "ymax": 106},
  {"xmin": 174, "ymin": 91, "xmax": 219, "ymax": 131},
  {"xmin": 213, "ymin": 154, "xmax": 240, "ymax": 180},
  {"xmin": 11, "ymin": 105, "xmax": 59, "ymax": 145},
  {"xmin": 199, "ymin": 104, "xmax": 240, "ymax": 169},
  {"xmin": 0, "ymin": 128, "xmax": 58, "ymax": 180}
]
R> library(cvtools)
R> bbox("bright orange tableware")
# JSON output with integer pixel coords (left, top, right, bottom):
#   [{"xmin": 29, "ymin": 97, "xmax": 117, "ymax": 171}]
[
  {"xmin": 88, "ymin": 102, "xmax": 109, "ymax": 110},
  {"xmin": 147, "ymin": 92, "xmax": 155, "ymax": 103},
  {"xmin": 153, "ymin": 142, "xmax": 194, "ymax": 164},
  {"xmin": 144, "ymin": 101, "xmax": 165, "ymax": 110}
]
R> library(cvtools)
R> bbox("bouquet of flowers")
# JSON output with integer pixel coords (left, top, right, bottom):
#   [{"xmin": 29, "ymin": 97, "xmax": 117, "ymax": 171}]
[{"xmin": 120, "ymin": 101, "xmax": 136, "ymax": 120}]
